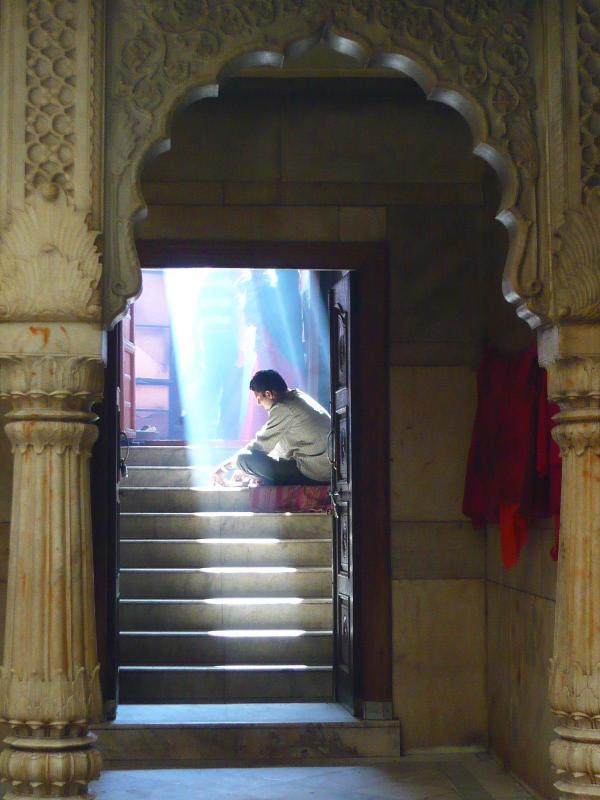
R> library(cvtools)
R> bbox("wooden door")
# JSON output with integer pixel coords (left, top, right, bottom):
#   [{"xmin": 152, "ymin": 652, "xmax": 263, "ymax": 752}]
[
  {"xmin": 329, "ymin": 271, "xmax": 357, "ymax": 713},
  {"xmin": 91, "ymin": 326, "xmax": 121, "ymax": 719},
  {"xmin": 121, "ymin": 305, "xmax": 136, "ymax": 438}
]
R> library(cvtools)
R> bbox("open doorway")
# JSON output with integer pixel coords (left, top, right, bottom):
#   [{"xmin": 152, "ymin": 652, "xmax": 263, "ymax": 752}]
[
  {"xmin": 118, "ymin": 265, "xmax": 340, "ymax": 706},
  {"xmin": 110, "ymin": 242, "xmax": 390, "ymax": 716}
]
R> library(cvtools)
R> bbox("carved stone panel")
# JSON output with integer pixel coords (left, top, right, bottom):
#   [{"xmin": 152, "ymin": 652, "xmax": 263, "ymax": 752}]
[
  {"xmin": 105, "ymin": 0, "xmax": 542, "ymax": 327},
  {"xmin": 577, "ymin": 0, "xmax": 600, "ymax": 194},
  {"xmin": 546, "ymin": 2, "xmax": 600, "ymax": 328},
  {"xmin": 25, "ymin": 1, "xmax": 78, "ymax": 200}
]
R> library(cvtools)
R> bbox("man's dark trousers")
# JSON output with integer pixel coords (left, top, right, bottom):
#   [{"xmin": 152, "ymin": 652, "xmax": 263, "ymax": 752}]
[{"xmin": 237, "ymin": 451, "xmax": 328, "ymax": 486}]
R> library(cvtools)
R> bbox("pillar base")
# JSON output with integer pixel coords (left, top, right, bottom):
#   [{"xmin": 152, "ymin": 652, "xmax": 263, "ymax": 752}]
[{"xmin": 0, "ymin": 732, "xmax": 101, "ymax": 798}]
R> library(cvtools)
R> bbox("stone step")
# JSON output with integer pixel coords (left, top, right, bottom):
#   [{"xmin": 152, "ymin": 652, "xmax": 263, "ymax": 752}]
[
  {"xmin": 122, "ymin": 466, "xmax": 217, "ymax": 487},
  {"xmin": 119, "ymin": 567, "xmax": 332, "ymax": 599},
  {"xmin": 120, "ymin": 512, "xmax": 331, "ymax": 540},
  {"xmin": 125, "ymin": 446, "xmax": 235, "ymax": 468},
  {"xmin": 118, "ymin": 665, "xmax": 333, "ymax": 703},
  {"xmin": 119, "ymin": 450, "xmax": 335, "ymax": 706},
  {"xmin": 119, "ymin": 631, "xmax": 333, "ymax": 666},
  {"xmin": 120, "ymin": 487, "xmax": 251, "ymax": 513},
  {"xmin": 93, "ymin": 716, "xmax": 402, "ymax": 768},
  {"xmin": 120, "ymin": 539, "xmax": 332, "ymax": 568},
  {"xmin": 119, "ymin": 598, "xmax": 333, "ymax": 631}
]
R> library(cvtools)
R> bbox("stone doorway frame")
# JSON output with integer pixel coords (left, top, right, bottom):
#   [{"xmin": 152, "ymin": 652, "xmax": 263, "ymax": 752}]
[{"xmin": 98, "ymin": 239, "xmax": 392, "ymax": 716}]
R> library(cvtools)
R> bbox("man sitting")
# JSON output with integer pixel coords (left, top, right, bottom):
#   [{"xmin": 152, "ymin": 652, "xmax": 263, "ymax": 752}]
[{"xmin": 212, "ymin": 369, "xmax": 331, "ymax": 486}]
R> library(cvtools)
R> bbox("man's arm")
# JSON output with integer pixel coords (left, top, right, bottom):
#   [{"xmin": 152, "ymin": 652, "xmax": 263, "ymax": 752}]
[
  {"xmin": 246, "ymin": 403, "xmax": 291, "ymax": 454},
  {"xmin": 211, "ymin": 404, "xmax": 290, "ymax": 485}
]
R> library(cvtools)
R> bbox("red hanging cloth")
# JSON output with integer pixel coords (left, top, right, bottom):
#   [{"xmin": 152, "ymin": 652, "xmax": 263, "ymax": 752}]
[{"xmin": 463, "ymin": 345, "xmax": 561, "ymax": 568}]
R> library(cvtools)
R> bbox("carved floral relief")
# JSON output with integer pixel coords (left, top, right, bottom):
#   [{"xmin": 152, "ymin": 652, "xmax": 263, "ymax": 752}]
[
  {"xmin": 105, "ymin": 0, "xmax": 540, "ymax": 326},
  {"xmin": 0, "ymin": 187, "xmax": 101, "ymax": 322},
  {"xmin": 552, "ymin": 193, "xmax": 600, "ymax": 322}
]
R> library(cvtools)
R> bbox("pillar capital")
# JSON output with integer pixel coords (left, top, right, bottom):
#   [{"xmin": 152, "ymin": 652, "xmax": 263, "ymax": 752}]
[
  {"xmin": 539, "ymin": 324, "xmax": 600, "ymax": 368},
  {"xmin": 0, "ymin": 320, "xmax": 105, "ymax": 423},
  {"xmin": 539, "ymin": 324, "xmax": 600, "ymax": 421}
]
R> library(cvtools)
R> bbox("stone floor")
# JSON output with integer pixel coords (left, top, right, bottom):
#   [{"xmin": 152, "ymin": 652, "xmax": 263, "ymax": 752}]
[{"xmin": 93, "ymin": 753, "xmax": 535, "ymax": 799}]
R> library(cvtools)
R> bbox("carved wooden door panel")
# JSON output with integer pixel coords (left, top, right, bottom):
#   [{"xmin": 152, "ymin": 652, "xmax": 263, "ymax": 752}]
[
  {"xmin": 121, "ymin": 304, "xmax": 136, "ymax": 439},
  {"xmin": 330, "ymin": 271, "xmax": 357, "ymax": 713}
]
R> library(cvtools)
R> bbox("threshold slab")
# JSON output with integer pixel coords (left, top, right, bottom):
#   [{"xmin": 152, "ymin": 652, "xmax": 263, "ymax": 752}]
[{"xmin": 113, "ymin": 702, "xmax": 354, "ymax": 724}]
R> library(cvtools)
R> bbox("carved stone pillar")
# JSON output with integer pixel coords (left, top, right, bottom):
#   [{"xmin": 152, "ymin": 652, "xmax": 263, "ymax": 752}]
[
  {"xmin": 0, "ymin": 343, "xmax": 104, "ymax": 798},
  {"xmin": 540, "ymin": 325, "xmax": 600, "ymax": 799},
  {"xmin": 0, "ymin": 191, "xmax": 105, "ymax": 798},
  {"xmin": 0, "ymin": 0, "xmax": 105, "ymax": 792}
]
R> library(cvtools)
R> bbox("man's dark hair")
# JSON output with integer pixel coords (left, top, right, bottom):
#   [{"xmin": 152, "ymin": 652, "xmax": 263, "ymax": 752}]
[{"xmin": 249, "ymin": 370, "xmax": 288, "ymax": 394}]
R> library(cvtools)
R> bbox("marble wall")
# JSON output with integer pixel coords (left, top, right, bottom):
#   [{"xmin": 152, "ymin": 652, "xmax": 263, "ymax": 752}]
[
  {"xmin": 480, "ymin": 199, "xmax": 557, "ymax": 800},
  {"xmin": 486, "ymin": 523, "xmax": 557, "ymax": 799},
  {"xmin": 390, "ymin": 366, "xmax": 486, "ymax": 749}
]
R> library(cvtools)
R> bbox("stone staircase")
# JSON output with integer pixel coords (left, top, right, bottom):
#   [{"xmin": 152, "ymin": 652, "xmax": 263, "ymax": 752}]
[{"xmin": 118, "ymin": 445, "xmax": 334, "ymax": 704}]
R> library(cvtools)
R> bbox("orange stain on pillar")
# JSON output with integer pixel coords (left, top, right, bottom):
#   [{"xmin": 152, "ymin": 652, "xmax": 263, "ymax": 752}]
[
  {"xmin": 29, "ymin": 326, "xmax": 50, "ymax": 346},
  {"xmin": 582, "ymin": 458, "xmax": 600, "ymax": 484}
]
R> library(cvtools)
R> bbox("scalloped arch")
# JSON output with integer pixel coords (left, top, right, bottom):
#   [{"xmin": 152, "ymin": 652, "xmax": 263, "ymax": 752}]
[{"xmin": 105, "ymin": 2, "xmax": 542, "ymax": 328}]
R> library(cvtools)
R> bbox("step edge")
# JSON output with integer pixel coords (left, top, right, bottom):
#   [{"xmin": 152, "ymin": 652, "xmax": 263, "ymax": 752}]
[
  {"xmin": 121, "ymin": 487, "xmax": 251, "ymax": 493},
  {"xmin": 94, "ymin": 724, "xmax": 397, "ymax": 730},
  {"xmin": 119, "ymin": 665, "xmax": 333, "ymax": 672},
  {"xmin": 121, "ymin": 538, "xmax": 331, "ymax": 544},
  {"xmin": 120, "ymin": 566, "xmax": 332, "ymax": 573},
  {"xmin": 119, "ymin": 630, "xmax": 333, "ymax": 636},
  {"xmin": 119, "ymin": 597, "xmax": 332, "ymax": 607},
  {"xmin": 120, "ymin": 512, "xmax": 330, "ymax": 517}
]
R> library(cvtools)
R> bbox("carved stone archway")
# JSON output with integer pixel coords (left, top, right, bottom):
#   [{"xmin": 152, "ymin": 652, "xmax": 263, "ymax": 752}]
[
  {"xmin": 105, "ymin": 0, "xmax": 544, "ymax": 328},
  {"xmin": 102, "ymin": 6, "xmax": 600, "ymax": 799},
  {"xmin": 3, "ymin": 2, "xmax": 600, "ymax": 798}
]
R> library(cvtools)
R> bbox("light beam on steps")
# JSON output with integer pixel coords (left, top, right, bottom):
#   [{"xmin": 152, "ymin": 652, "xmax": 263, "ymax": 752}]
[
  {"xmin": 120, "ymin": 629, "xmax": 313, "ymax": 637},
  {"xmin": 208, "ymin": 629, "xmax": 304, "ymax": 637},
  {"xmin": 120, "ymin": 511, "xmax": 306, "ymax": 517},
  {"xmin": 201, "ymin": 566, "xmax": 298, "ymax": 574},
  {"xmin": 123, "ymin": 537, "xmax": 282, "ymax": 544},
  {"xmin": 121, "ymin": 597, "xmax": 310, "ymax": 605},
  {"xmin": 119, "ymin": 665, "xmax": 320, "ymax": 671},
  {"xmin": 120, "ymin": 567, "xmax": 302, "ymax": 574},
  {"xmin": 193, "ymin": 537, "xmax": 280, "ymax": 544},
  {"xmin": 200, "ymin": 596, "xmax": 305, "ymax": 604}
]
